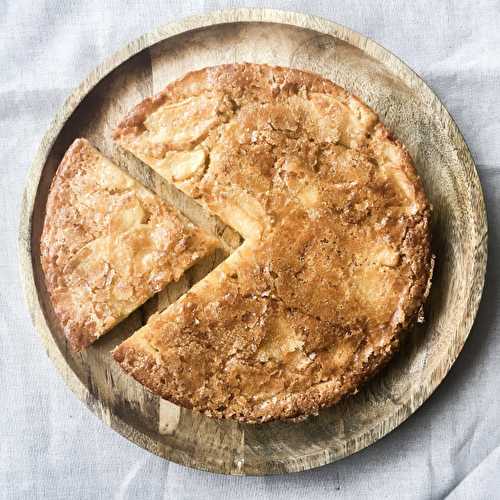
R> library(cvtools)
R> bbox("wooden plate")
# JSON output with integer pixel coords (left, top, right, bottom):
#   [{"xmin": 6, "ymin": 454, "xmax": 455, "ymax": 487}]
[{"xmin": 19, "ymin": 9, "xmax": 487, "ymax": 475}]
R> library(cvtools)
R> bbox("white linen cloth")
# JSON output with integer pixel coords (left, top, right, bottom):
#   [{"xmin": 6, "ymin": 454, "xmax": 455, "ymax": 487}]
[{"xmin": 1, "ymin": 1, "xmax": 499, "ymax": 498}]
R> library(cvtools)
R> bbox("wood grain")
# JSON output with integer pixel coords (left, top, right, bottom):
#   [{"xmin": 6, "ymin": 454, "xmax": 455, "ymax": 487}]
[{"xmin": 18, "ymin": 9, "xmax": 487, "ymax": 475}]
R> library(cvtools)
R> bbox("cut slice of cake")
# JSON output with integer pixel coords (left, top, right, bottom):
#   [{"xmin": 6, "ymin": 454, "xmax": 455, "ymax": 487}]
[{"xmin": 40, "ymin": 138, "xmax": 219, "ymax": 351}]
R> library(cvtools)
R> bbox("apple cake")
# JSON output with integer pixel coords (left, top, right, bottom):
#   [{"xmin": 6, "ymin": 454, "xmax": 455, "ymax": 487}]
[
  {"xmin": 111, "ymin": 64, "xmax": 433, "ymax": 422},
  {"xmin": 40, "ymin": 138, "xmax": 218, "ymax": 351}
]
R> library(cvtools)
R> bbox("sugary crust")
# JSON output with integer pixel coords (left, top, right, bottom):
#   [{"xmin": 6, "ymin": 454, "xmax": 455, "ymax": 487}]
[
  {"xmin": 114, "ymin": 64, "xmax": 373, "ymax": 139},
  {"xmin": 40, "ymin": 139, "xmax": 218, "ymax": 351},
  {"xmin": 112, "ymin": 64, "xmax": 432, "ymax": 422},
  {"xmin": 114, "ymin": 332, "xmax": 398, "ymax": 423}
]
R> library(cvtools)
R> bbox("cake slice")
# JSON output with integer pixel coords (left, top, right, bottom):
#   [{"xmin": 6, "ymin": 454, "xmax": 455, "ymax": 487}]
[{"xmin": 40, "ymin": 138, "xmax": 219, "ymax": 351}]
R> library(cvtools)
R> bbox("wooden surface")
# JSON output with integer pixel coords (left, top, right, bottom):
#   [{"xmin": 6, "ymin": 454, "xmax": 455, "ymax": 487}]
[{"xmin": 18, "ymin": 9, "xmax": 487, "ymax": 475}]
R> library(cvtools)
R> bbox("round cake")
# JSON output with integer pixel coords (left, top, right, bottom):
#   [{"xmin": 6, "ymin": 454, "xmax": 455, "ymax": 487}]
[{"xmin": 111, "ymin": 63, "xmax": 433, "ymax": 422}]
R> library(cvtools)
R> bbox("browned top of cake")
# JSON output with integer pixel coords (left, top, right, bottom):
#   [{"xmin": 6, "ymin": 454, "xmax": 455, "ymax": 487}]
[
  {"xmin": 40, "ymin": 138, "xmax": 218, "ymax": 351},
  {"xmin": 112, "ymin": 64, "xmax": 432, "ymax": 422}
]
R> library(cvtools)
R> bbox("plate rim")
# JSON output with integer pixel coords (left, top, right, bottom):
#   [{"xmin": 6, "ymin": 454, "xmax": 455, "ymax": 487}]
[{"xmin": 18, "ymin": 7, "xmax": 488, "ymax": 475}]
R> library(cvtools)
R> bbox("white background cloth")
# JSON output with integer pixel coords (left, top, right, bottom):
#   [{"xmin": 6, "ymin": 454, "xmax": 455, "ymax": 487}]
[{"xmin": 1, "ymin": 1, "xmax": 499, "ymax": 498}]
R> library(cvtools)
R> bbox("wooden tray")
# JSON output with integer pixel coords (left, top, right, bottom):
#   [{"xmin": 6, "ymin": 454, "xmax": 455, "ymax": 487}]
[{"xmin": 19, "ymin": 9, "xmax": 487, "ymax": 475}]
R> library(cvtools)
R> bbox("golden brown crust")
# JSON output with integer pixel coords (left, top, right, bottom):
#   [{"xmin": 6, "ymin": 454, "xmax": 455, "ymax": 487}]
[
  {"xmin": 113, "ymin": 334, "xmax": 398, "ymax": 422},
  {"xmin": 40, "ymin": 138, "xmax": 218, "ymax": 351},
  {"xmin": 112, "ymin": 64, "xmax": 432, "ymax": 422}
]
